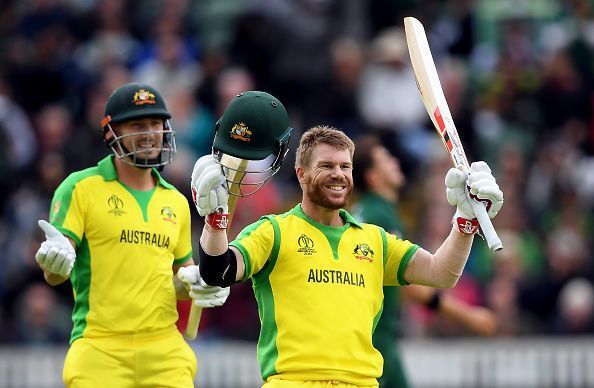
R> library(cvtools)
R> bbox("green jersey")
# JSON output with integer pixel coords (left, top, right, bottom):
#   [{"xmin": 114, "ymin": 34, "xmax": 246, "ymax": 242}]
[{"xmin": 351, "ymin": 192, "xmax": 410, "ymax": 388}]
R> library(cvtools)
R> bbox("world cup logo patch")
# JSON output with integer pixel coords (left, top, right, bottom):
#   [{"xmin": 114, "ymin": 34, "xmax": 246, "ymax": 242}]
[
  {"xmin": 297, "ymin": 234, "xmax": 316, "ymax": 255},
  {"xmin": 108, "ymin": 194, "xmax": 126, "ymax": 216}
]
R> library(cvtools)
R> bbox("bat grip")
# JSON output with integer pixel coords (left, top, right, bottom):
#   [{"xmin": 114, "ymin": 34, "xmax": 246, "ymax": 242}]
[
  {"xmin": 185, "ymin": 304, "xmax": 203, "ymax": 340},
  {"xmin": 466, "ymin": 189, "xmax": 503, "ymax": 251}
]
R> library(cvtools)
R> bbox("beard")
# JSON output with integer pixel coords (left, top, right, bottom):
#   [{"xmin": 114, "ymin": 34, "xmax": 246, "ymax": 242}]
[{"xmin": 306, "ymin": 178, "xmax": 353, "ymax": 209}]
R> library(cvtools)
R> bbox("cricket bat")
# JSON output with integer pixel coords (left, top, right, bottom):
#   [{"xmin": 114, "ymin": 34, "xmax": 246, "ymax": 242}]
[
  {"xmin": 404, "ymin": 16, "xmax": 503, "ymax": 251},
  {"xmin": 185, "ymin": 155, "xmax": 249, "ymax": 340}
]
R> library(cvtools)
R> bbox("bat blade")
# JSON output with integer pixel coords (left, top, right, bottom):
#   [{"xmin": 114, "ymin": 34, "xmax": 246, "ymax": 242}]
[
  {"xmin": 184, "ymin": 154, "xmax": 249, "ymax": 340},
  {"xmin": 404, "ymin": 16, "xmax": 502, "ymax": 251}
]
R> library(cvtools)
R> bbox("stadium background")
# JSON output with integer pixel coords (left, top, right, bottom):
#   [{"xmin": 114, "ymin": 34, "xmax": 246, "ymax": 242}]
[{"xmin": 0, "ymin": 0, "xmax": 593, "ymax": 386}]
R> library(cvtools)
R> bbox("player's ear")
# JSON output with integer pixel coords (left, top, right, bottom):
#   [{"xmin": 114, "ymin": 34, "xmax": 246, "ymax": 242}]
[{"xmin": 295, "ymin": 166, "xmax": 306, "ymax": 184}]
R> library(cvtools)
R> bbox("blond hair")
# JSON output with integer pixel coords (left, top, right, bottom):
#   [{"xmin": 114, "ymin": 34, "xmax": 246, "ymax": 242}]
[{"xmin": 295, "ymin": 125, "xmax": 355, "ymax": 169}]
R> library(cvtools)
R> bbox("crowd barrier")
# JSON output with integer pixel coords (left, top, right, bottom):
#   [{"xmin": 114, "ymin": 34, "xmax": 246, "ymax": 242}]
[{"xmin": 0, "ymin": 337, "xmax": 593, "ymax": 387}]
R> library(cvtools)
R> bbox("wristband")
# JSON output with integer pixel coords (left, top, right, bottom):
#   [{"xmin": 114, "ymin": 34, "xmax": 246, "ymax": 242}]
[
  {"xmin": 206, "ymin": 213, "xmax": 230, "ymax": 230},
  {"xmin": 455, "ymin": 217, "xmax": 479, "ymax": 235}
]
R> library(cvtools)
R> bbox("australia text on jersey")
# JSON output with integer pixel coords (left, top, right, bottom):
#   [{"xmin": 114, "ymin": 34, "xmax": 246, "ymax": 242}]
[
  {"xmin": 119, "ymin": 229, "xmax": 170, "ymax": 248},
  {"xmin": 307, "ymin": 268, "xmax": 365, "ymax": 287}
]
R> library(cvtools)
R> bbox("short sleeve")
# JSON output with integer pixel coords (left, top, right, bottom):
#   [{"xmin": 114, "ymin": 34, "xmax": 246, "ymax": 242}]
[
  {"xmin": 383, "ymin": 232, "xmax": 419, "ymax": 286},
  {"xmin": 230, "ymin": 218, "xmax": 275, "ymax": 280},
  {"xmin": 173, "ymin": 199, "xmax": 193, "ymax": 265},
  {"xmin": 50, "ymin": 177, "xmax": 86, "ymax": 247}
]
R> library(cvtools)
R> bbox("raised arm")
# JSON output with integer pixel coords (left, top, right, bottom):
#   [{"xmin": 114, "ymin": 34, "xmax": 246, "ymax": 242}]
[
  {"xmin": 199, "ymin": 224, "xmax": 245, "ymax": 284},
  {"xmin": 404, "ymin": 162, "xmax": 503, "ymax": 288},
  {"xmin": 191, "ymin": 154, "xmax": 245, "ymax": 286}
]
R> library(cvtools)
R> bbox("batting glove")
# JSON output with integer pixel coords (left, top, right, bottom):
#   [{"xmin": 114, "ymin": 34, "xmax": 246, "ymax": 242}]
[
  {"xmin": 177, "ymin": 265, "xmax": 230, "ymax": 308},
  {"xmin": 445, "ymin": 162, "xmax": 503, "ymax": 234},
  {"xmin": 190, "ymin": 155, "xmax": 229, "ymax": 228},
  {"xmin": 35, "ymin": 220, "xmax": 76, "ymax": 277}
]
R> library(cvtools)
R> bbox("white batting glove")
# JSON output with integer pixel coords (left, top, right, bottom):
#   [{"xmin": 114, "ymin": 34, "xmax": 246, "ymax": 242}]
[
  {"xmin": 190, "ymin": 155, "xmax": 229, "ymax": 217},
  {"xmin": 177, "ymin": 265, "xmax": 230, "ymax": 308},
  {"xmin": 35, "ymin": 220, "xmax": 76, "ymax": 277},
  {"xmin": 445, "ymin": 162, "xmax": 503, "ymax": 234}
]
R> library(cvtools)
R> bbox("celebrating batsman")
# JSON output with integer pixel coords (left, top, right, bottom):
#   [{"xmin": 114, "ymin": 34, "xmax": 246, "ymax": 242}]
[
  {"xmin": 193, "ymin": 122, "xmax": 503, "ymax": 387},
  {"xmin": 34, "ymin": 82, "xmax": 229, "ymax": 387}
]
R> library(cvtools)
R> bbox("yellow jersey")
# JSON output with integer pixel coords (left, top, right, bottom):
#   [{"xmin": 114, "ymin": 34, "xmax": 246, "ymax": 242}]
[
  {"xmin": 49, "ymin": 155, "xmax": 192, "ymax": 343},
  {"xmin": 230, "ymin": 204, "xmax": 418, "ymax": 386}
]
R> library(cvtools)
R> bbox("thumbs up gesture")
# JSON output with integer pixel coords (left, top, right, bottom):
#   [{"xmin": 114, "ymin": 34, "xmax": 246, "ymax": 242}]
[{"xmin": 35, "ymin": 220, "xmax": 76, "ymax": 277}]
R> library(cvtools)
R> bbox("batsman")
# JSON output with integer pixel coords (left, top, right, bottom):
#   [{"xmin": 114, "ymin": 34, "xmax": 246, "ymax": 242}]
[
  {"xmin": 193, "ymin": 92, "xmax": 504, "ymax": 386},
  {"xmin": 34, "ymin": 82, "xmax": 230, "ymax": 387}
]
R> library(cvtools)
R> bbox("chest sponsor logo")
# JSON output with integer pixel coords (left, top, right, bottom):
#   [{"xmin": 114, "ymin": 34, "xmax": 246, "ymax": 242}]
[
  {"xmin": 161, "ymin": 206, "xmax": 177, "ymax": 224},
  {"xmin": 297, "ymin": 234, "xmax": 316, "ymax": 255},
  {"xmin": 108, "ymin": 194, "xmax": 126, "ymax": 216},
  {"xmin": 353, "ymin": 243, "xmax": 374, "ymax": 263}
]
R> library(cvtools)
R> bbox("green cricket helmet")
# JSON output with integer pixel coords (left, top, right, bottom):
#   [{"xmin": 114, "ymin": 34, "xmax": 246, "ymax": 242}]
[
  {"xmin": 101, "ymin": 82, "xmax": 176, "ymax": 169},
  {"xmin": 212, "ymin": 91, "xmax": 292, "ymax": 196}
]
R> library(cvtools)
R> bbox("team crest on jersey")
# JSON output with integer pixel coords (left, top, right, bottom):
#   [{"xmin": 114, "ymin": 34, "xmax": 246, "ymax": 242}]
[
  {"xmin": 161, "ymin": 206, "xmax": 177, "ymax": 224},
  {"xmin": 133, "ymin": 89, "xmax": 156, "ymax": 105},
  {"xmin": 297, "ymin": 234, "xmax": 316, "ymax": 255},
  {"xmin": 353, "ymin": 243, "xmax": 374, "ymax": 263},
  {"xmin": 108, "ymin": 194, "xmax": 126, "ymax": 216},
  {"xmin": 230, "ymin": 122, "xmax": 252, "ymax": 142}
]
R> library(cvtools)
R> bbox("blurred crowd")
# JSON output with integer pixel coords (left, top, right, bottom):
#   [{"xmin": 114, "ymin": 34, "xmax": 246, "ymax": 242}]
[{"xmin": 1, "ymin": 0, "xmax": 593, "ymax": 345}]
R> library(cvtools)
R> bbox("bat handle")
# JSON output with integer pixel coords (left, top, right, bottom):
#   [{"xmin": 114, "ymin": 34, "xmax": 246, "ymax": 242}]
[
  {"xmin": 184, "ymin": 304, "xmax": 203, "ymax": 340},
  {"xmin": 467, "ymin": 190, "xmax": 503, "ymax": 251}
]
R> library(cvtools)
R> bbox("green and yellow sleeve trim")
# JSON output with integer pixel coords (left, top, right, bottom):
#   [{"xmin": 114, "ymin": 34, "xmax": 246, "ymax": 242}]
[
  {"xmin": 397, "ymin": 244, "xmax": 420, "ymax": 286},
  {"xmin": 173, "ymin": 251, "xmax": 193, "ymax": 266}
]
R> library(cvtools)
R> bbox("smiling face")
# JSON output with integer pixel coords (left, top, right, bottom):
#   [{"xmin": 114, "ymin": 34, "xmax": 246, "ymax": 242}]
[
  {"xmin": 298, "ymin": 143, "xmax": 354, "ymax": 210},
  {"xmin": 110, "ymin": 117, "xmax": 169, "ymax": 167}
]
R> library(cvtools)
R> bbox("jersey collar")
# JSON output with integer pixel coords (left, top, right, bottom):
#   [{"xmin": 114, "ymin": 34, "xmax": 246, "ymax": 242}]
[
  {"xmin": 293, "ymin": 204, "xmax": 363, "ymax": 228},
  {"xmin": 97, "ymin": 155, "xmax": 175, "ymax": 189}
]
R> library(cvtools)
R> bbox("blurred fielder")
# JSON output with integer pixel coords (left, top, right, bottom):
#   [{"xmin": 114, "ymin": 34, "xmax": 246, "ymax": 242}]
[
  {"xmin": 351, "ymin": 134, "xmax": 498, "ymax": 388},
  {"xmin": 193, "ymin": 122, "xmax": 503, "ymax": 387},
  {"xmin": 34, "ymin": 82, "xmax": 229, "ymax": 387}
]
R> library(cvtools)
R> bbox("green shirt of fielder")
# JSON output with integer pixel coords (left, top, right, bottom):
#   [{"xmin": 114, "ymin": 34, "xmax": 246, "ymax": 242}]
[{"xmin": 352, "ymin": 192, "xmax": 409, "ymax": 388}]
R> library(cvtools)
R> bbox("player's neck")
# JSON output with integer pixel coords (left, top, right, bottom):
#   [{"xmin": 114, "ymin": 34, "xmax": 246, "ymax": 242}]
[
  {"xmin": 301, "ymin": 199, "xmax": 344, "ymax": 227},
  {"xmin": 114, "ymin": 157, "xmax": 156, "ymax": 191}
]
